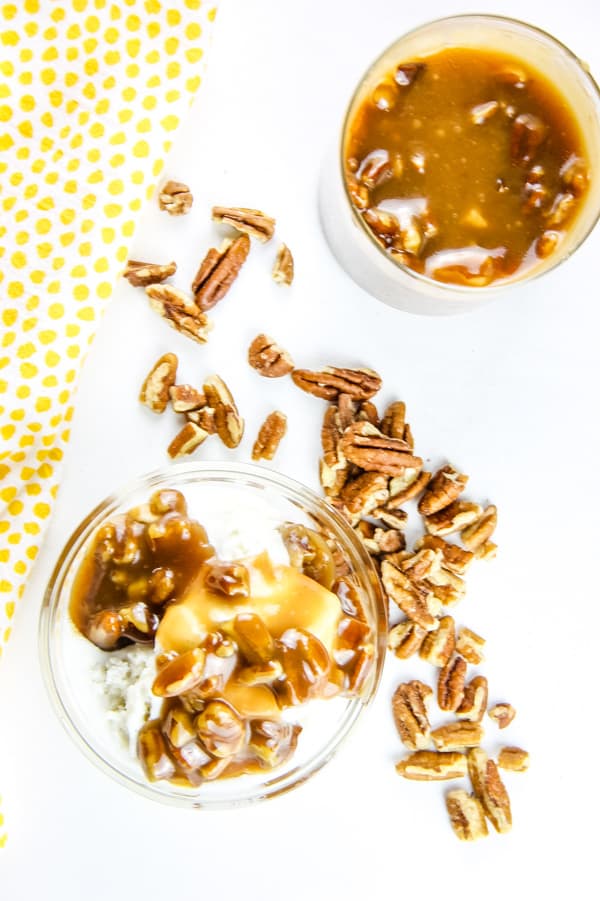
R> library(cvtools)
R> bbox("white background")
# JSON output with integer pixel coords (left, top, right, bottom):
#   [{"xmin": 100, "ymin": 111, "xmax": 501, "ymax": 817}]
[{"xmin": 2, "ymin": 0, "xmax": 600, "ymax": 897}]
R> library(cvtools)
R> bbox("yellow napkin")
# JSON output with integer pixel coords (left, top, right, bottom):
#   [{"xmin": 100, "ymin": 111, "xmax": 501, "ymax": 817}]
[{"xmin": 0, "ymin": 0, "xmax": 218, "ymax": 846}]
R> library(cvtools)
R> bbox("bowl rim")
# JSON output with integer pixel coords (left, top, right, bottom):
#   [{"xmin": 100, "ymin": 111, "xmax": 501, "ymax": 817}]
[
  {"xmin": 39, "ymin": 461, "xmax": 388, "ymax": 809},
  {"xmin": 339, "ymin": 12, "xmax": 600, "ymax": 300}
]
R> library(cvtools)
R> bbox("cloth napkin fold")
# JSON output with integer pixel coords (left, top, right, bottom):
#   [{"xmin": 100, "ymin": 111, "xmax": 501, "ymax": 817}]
[{"xmin": 0, "ymin": 0, "xmax": 218, "ymax": 847}]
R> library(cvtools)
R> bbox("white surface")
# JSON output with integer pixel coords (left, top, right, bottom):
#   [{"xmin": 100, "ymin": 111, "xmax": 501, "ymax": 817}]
[{"xmin": 1, "ymin": 0, "xmax": 600, "ymax": 896}]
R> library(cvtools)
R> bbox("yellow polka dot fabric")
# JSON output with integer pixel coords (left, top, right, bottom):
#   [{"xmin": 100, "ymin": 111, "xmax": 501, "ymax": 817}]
[{"xmin": 0, "ymin": 0, "xmax": 217, "ymax": 847}]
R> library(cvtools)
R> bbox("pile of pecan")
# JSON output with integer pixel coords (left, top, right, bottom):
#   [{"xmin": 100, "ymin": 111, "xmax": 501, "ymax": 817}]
[{"xmin": 290, "ymin": 364, "xmax": 528, "ymax": 841}]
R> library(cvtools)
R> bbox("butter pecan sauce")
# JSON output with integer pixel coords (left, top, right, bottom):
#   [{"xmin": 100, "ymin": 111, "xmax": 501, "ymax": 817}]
[
  {"xmin": 69, "ymin": 489, "xmax": 374, "ymax": 786},
  {"xmin": 344, "ymin": 47, "xmax": 589, "ymax": 286}
]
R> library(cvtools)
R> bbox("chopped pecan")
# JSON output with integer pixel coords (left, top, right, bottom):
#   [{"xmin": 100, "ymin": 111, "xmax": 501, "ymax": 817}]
[
  {"xmin": 392, "ymin": 680, "xmax": 433, "ymax": 750},
  {"xmin": 456, "ymin": 627, "xmax": 485, "ymax": 664},
  {"xmin": 252, "ymin": 411, "xmax": 287, "ymax": 461},
  {"xmin": 488, "ymin": 703, "xmax": 516, "ymax": 729},
  {"xmin": 372, "ymin": 527, "xmax": 404, "ymax": 554},
  {"xmin": 186, "ymin": 407, "xmax": 216, "ymax": 433},
  {"xmin": 381, "ymin": 401, "xmax": 406, "ymax": 438},
  {"xmin": 446, "ymin": 790, "xmax": 489, "ymax": 841},
  {"xmin": 396, "ymin": 750, "xmax": 467, "ymax": 781},
  {"xmin": 203, "ymin": 375, "xmax": 244, "ymax": 449},
  {"xmin": 498, "ymin": 747, "xmax": 529, "ymax": 773},
  {"xmin": 457, "ymin": 676, "xmax": 488, "ymax": 723},
  {"xmin": 124, "ymin": 259, "xmax": 177, "ymax": 287},
  {"xmin": 158, "ymin": 180, "xmax": 193, "ymax": 215},
  {"xmin": 339, "ymin": 471, "xmax": 389, "ymax": 520},
  {"xmin": 423, "ymin": 563, "xmax": 466, "ymax": 606},
  {"xmin": 388, "ymin": 620, "xmax": 426, "ymax": 659},
  {"xmin": 319, "ymin": 459, "xmax": 349, "ymax": 497},
  {"xmin": 400, "ymin": 548, "xmax": 441, "ymax": 582},
  {"xmin": 418, "ymin": 465, "xmax": 469, "ymax": 516},
  {"xmin": 419, "ymin": 615, "xmax": 455, "ymax": 667},
  {"xmin": 461, "ymin": 505, "xmax": 498, "ymax": 550},
  {"xmin": 415, "ymin": 534, "xmax": 474, "ymax": 574},
  {"xmin": 212, "ymin": 205, "xmax": 276, "ymax": 242},
  {"xmin": 248, "ymin": 333, "xmax": 294, "ymax": 378},
  {"xmin": 146, "ymin": 284, "xmax": 211, "ymax": 344},
  {"xmin": 139, "ymin": 353, "xmax": 178, "ymax": 414},
  {"xmin": 169, "ymin": 384, "xmax": 206, "ymax": 414},
  {"xmin": 381, "ymin": 557, "xmax": 441, "ymax": 630},
  {"xmin": 431, "ymin": 722, "xmax": 483, "ymax": 751},
  {"xmin": 341, "ymin": 422, "xmax": 423, "ymax": 475},
  {"xmin": 424, "ymin": 501, "xmax": 482, "ymax": 537},
  {"xmin": 272, "ymin": 243, "xmax": 294, "ymax": 285},
  {"xmin": 191, "ymin": 235, "xmax": 251, "ymax": 311},
  {"xmin": 167, "ymin": 422, "xmax": 209, "ymax": 458},
  {"xmin": 372, "ymin": 506, "xmax": 408, "ymax": 531},
  {"xmin": 467, "ymin": 748, "xmax": 512, "ymax": 834},
  {"xmin": 438, "ymin": 655, "xmax": 467, "ymax": 712},
  {"xmin": 388, "ymin": 469, "xmax": 431, "ymax": 504},
  {"xmin": 292, "ymin": 366, "xmax": 382, "ymax": 401},
  {"xmin": 475, "ymin": 540, "xmax": 497, "ymax": 560}
]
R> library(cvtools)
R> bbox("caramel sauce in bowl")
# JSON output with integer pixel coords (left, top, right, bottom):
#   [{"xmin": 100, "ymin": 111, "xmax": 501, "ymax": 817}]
[
  {"xmin": 319, "ymin": 15, "xmax": 600, "ymax": 314},
  {"xmin": 39, "ymin": 463, "xmax": 386, "ymax": 808}
]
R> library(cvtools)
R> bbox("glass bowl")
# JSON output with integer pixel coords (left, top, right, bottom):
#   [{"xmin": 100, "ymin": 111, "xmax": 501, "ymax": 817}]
[
  {"xmin": 319, "ymin": 14, "xmax": 600, "ymax": 315},
  {"xmin": 39, "ymin": 462, "xmax": 387, "ymax": 808}
]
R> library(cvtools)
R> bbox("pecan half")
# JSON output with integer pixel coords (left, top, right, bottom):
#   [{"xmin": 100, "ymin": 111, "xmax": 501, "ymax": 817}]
[
  {"xmin": 167, "ymin": 422, "xmax": 209, "ymax": 458},
  {"xmin": 124, "ymin": 259, "xmax": 177, "ymax": 287},
  {"xmin": 457, "ymin": 676, "xmax": 488, "ymax": 723},
  {"xmin": 381, "ymin": 401, "xmax": 406, "ymax": 439},
  {"xmin": 321, "ymin": 405, "xmax": 346, "ymax": 472},
  {"xmin": 438, "ymin": 655, "xmax": 467, "ymax": 712},
  {"xmin": 139, "ymin": 353, "xmax": 178, "ymax": 414},
  {"xmin": 467, "ymin": 748, "xmax": 512, "ymax": 834},
  {"xmin": 381, "ymin": 557, "xmax": 441, "ymax": 630},
  {"xmin": 272, "ymin": 243, "xmax": 294, "ymax": 285},
  {"xmin": 392, "ymin": 680, "xmax": 433, "ymax": 750},
  {"xmin": 248, "ymin": 333, "xmax": 294, "ymax": 378},
  {"xmin": 418, "ymin": 465, "xmax": 469, "ymax": 516},
  {"xmin": 498, "ymin": 747, "xmax": 529, "ymax": 773},
  {"xmin": 488, "ymin": 703, "xmax": 516, "ymax": 729},
  {"xmin": 424, "ymin": 501, "xmax": 483, "ymax": 537},
  {"xmin": 158, "ymin": 180, "xmax": 193, "ymax": 215},
  {"xmin": 212, "ymin": 205, "xmax": 276, "ymax": 242},
  {"xmin": 461, "ymin": 505, "xmax": 497, "ymax": 550},
  {"xmin": 431, "ymin": 722, "xmax": 483, "ymax": 751},
  {"xmin": 339, "ymin": 471, "xmax": 389, "ymax": 521},
  {"xmin": 252, "ymin": 411, "xmax": 287, "ymax": 461},
  {"xmin": 203, "ymin": 375, "xmax": 244, "ymax": 449},
  {"xmin": 146, "ymin": 284, "xmax": 211, "ymax": 344},
  {"xmin": 291, "ymin": 366, "xmax": 382, "ymax": 401},
  {"xmin": 169, "ymin": 384, "xmax": 206, "ymax": 414},
  {"xmin": 415, "ymin": 534, "xmax": 474, "ymax": 574},
  {"xmin": 341, "ymin": 422, "xmax": 423, "ymax": 476},
  {"xmin": 419, "ymin": 615, "xmax": 455, "ymax": 667},
  {"xmin": 191, "ymin": 235, "xmax": 251, "ymax": 311},
  {"xmin": 388, "ymin": 620, "xmax": 426, "ymax": 659},
  {"xmin": 357, "ymin": 400, "xmax": 379, "ymax": 426},
  {"xmin": 456, "ymin": 626, "xmax": 485, "ymax": 665},
  {"xmin": 396, "ymin": 750, "xmax": 467, "ymax": 781},
  {"xmin": 446, "ymin": 790, "xmax": 489, "ymax": 841}
]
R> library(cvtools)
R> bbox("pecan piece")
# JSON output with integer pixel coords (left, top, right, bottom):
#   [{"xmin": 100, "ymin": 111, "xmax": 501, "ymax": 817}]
[
  {"xmin": 381, "ymin": 557, "xmax": 440, "ymax": 630},
  {"xmin": 169, "ymin": 384, "xmax": 206, "ymax": 414},
  {"xmin": 498, "ymin": 747, "xmax": 530, "ymax": 773},
  {"xmin": 438, "ymin": 655, "xmax": 467, "ymax": 712},
  {"xmin": 424, "ymin": 501, "xmax": 483, "ymax": 537},
  {"xmin": 321, "ymin": 405, "xmax": 346, "ymax": 473},
  {"xmin": 291, "ymin": 366, "xmax": 382, "ymax": 401},
  {"xmin": 467, "ymin": 747, "xmax": 512, "ymax": 833},
  {"xmin": 203, "ymin": 375, "xmax": 244, "ymax": 449},
  {"xmin": 124, "ymin": 259, "xmax": 177, "ymax": 287},
  {"xmin": 431, "ymin": 722, "xmax": 483, "ymax": 751},
  {"xmin": 392, "ymin": 680, "xmax": 433, "ymax": 750},
  {"xmin": 139, "ymin": 353, "xmax": 178, "ymax": 414},
  {"xmin": 212, "ymin": 205, "xmax": 276, "ymax": 242},
  {"xmin": 339, "ymin": 471, "xmax": 389, "ymax": 521},
  {"xmin": 419, "ymin": 615, "xmax": 455, "ymax": 666},
  {"xmin": 461, "ymin": 504, "xmax": 497, "ymax": 550},
  {"xmin": 388, "ymin": 469, "xmax": 431, "ymax": 504},
  {"xmin": 146, "ymin": 284, "xmax": 211, "ymax": 344},
  {"xmin": 388, "ymin": 620, "xmax": 426, "ymax": 659},
  {"xmin": 423, "ymin": 563, "xmax": 466, "ymax": 606},
  {"xmin": 186, "ymin": 407, "xmax": 216, "ymax": 433},
  {"xmin": 415, "ymin": 534, "xmax": 474, "ymax": 574},
  {"xmin": 372, "ymin": 506, "xmax": 408, "ymax": 531},
  {"xmin": 456, "ymin": 626, "xmax": 485, "ymax": 665},
  {"xmin": 457, "ymin": 676, "xmax": 488, "ymax": 723},
  {"xmin": 381, "ymin": 401, "xmax": 406, "ymax": 438},
  {"xmin": 167, "ymin": 422, "xmax": 209, "ymax": 458},
  {"xmin": 248, "ymin": 334, "xmax": 294, "ymax": 378},
  {"xmin": 158, "ymin": 180, "xmax": 193, "ymax": 215},
  {"xmin": 446, "ymin": 790, "xmax": 489, "ymax": 841},
  {"xmin": 371, "ymin": 526, "xmax": 404, "ymax": 554},
  {"xmin": 357, "ymin": 400, "xmax": 379, "ymax": 426},
  {"xmin": 400, "ymin": 548, "xmax": 441, "ymax": 582},
  {"xmin": 488, "ymin": 703, "xmax": 516, "ymax": 729},
  {"xmin": 418, "ymin": 465, "xmax": 469, "ymax": 516},
  {"xmin": 341, "ymin": 422, "xmax": 423, "ymax": 475},
  {"xmin": 191, "ymin": 235, "xmax": 251, "ymax": 311},
  {"xmin": 396, "ymin": 750, "xmax": 467, "ymax": 781},
  {"xmin": 272, "ymin": 243, "xmax": 294, "ymax": 285},
  {"xmin": 475, "ymin": 540, "xmax": 497, "ymax": 560},
  {"xmin": 252, "ymin": 410, "xmax": 287, "ymax": 461}
]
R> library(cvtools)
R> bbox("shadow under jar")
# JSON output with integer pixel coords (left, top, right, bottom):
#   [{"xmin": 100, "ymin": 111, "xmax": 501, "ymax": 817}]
[{"xmin": 319, "ymin": 15, "xmax": 600, "ymax": 314}]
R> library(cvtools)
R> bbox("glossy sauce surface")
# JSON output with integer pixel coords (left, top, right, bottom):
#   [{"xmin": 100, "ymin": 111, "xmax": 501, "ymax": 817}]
[{"xmin": 344, "ymin": 47, "xmax": 589, "ymax": 286}]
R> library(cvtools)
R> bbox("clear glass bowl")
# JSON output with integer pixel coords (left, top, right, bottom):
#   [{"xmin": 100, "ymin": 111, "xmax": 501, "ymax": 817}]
[
  {"xmin": 319, "ymin": 14, "xmax": 600, "ymax": 314},
  {"xmin": 39, "ymin": 462, "xmax": 387, "ymax": 808}
]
